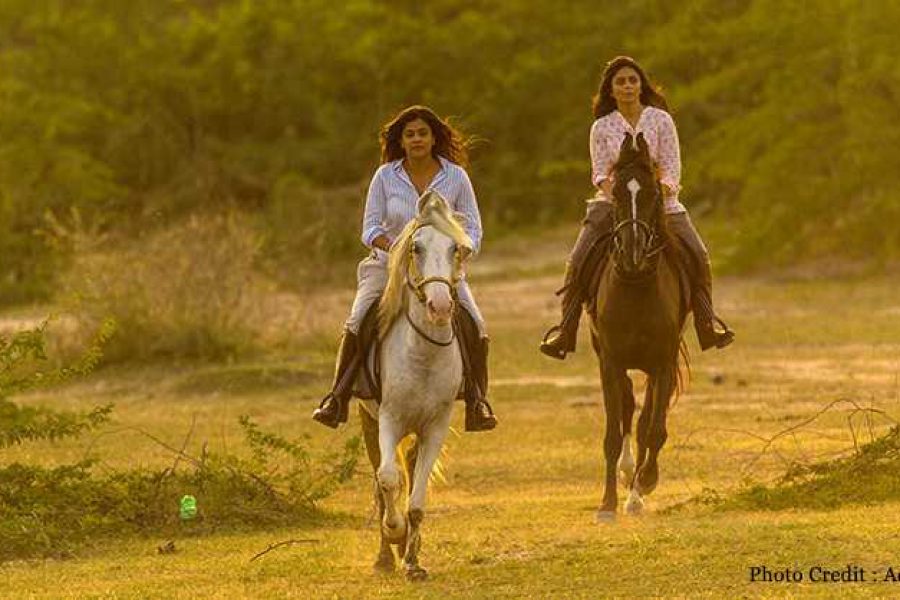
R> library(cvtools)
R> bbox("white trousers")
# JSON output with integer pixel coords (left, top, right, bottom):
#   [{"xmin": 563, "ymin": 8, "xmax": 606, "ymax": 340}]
[{"xmin": 345, "ymin": 250, "xmax": 485, "ymax": 336}]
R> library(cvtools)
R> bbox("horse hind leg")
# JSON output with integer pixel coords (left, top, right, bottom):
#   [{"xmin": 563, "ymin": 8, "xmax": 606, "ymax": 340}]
[
  {"xmin": 626, "ymin": 379, "xmax": 654, "ymax": 515},
  {"xmin": 636, "ymin": 369, "xmax": 675, "ymax": 496},
  {"xmin": 617, "ymin": 377, "xmax": 636, "ymax": 487},
  {"xmin": 360, "ymin": 406, "xmax": 396, "ymax": 572}
]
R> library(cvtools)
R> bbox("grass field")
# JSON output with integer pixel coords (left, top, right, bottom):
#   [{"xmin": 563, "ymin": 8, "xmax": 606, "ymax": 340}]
[{"xmin": 3, "ymin": 237, "xmax": 900, "ymax": 598}]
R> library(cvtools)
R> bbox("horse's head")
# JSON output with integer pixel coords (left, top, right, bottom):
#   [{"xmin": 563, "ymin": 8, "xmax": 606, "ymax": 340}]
[
  {"xmin": 380, "ymin": 191, "xmax": 472, "ymax": 333},
  {"xmin": 610, "ymin": 132, "xmax": 665, "ymax": 276}
]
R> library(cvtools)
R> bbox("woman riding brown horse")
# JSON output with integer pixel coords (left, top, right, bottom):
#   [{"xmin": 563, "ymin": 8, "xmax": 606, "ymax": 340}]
[
  {"xmin": 592, "ymin": 131, "xmax": 686, "ymax": 518},
  {"xmin": 540, "ymin": 56, "xmax": 734, "ymax": 359}
]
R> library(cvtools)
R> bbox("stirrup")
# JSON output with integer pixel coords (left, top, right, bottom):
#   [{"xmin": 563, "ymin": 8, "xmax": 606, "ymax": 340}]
[
  {"xmin": 465, "ymin": 399, "xmax": 498, "ymax": 432},
  {"xmin": 539, "ymin": 325, "xmax": 570, "ymax": 360},
  {"xmin": 311, "ymin": 394, "xmax": 347, "ymax": 429},
  {"xmin": 712, "ymin": 317, "xmax": 735, "ymax": 348},
  {"xmin": 699, "ymin": 317, "xmax": 735, "ymax": 351}
]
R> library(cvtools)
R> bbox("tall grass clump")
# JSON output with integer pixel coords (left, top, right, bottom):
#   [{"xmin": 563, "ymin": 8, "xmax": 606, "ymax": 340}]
[{"xmin": 59, "ymin": 213, "xmax": 268, "ymax": 362}]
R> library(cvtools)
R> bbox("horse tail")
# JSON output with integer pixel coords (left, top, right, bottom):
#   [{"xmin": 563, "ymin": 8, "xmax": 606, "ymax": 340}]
[
  {"xmin": 396, "ymin": 435, "xmax": 449, "ymax": 488},
  {"xmin": 672, "ymin": 336, "xmax": 691, "ymax": 405}
]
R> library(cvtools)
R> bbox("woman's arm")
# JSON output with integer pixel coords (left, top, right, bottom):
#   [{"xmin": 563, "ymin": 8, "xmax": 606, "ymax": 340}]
[
  {"xmin": 656, "ymin": 112, "xmax": 682, "ymax": 199},
  {"xmin": 360, "ymin": 167, "xmax": 389, "ymax": 249},
  {"xmin": 590, "ymin": 119, "xmax": 615, "ymax": 194},
  {"xmin": 455, "ymin": 168, "xmax": 482, "ymax": 255}
]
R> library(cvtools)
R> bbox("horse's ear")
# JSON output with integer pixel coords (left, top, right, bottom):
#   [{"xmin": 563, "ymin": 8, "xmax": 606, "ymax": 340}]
[
  {"xmin": 419, "ymin": 190, "xmax": 450, "ymax": 217},
  {"xmin": 619, "ymin": 132, "xmax": 634, "ymax": 157},
  {"xmin": 417, "ymin": 191, "xmax": 434, "ymax": 216},
  {"xmin": 619, "ymin": 133, "xmax": 641, "ymax": 162},
  {"xmin": 635, "ymin": 132, "xmax": 650, "ymax": 157}
]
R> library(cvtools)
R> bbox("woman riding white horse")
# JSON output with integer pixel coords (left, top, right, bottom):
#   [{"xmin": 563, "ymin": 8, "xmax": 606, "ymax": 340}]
[
  {"xmin": 313, "ymin": 105, "xmax": 497, "ymax": 432},
  {"xmin": 360, "ymin": 191, "xmax": 472, "ymax": 578}
]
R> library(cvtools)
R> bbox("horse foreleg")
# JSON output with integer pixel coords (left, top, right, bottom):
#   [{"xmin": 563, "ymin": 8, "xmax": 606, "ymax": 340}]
[
  {"xmin": 636, "ymin": 368, "xmax": 675, "ymax": 496},
  {"xmin": 376, "ymin": 416, "xmax": 406, "ymax": 543},
  {"xmin": 360, "ymin": 406, "xmax": 395, "ymax": 572},
  {"xmin": 598, "ymin": 364, "xmax": 626, "ymax": 521},
  {"xmin": 403, "ymin": 418, "xmax": 450, "ymax": 582}
]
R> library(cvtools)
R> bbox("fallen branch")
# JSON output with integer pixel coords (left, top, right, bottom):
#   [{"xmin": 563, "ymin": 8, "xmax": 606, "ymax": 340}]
[{"xmin": 249, "ymin": 539, "xmax": 319, "ymax": 563}]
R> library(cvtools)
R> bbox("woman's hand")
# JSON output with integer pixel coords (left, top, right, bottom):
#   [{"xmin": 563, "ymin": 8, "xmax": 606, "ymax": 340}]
[
  {"xmin": 372, "ymin": 235, "xmax": 392, "ymax": 252},
  {"xmin": 599, "ymin": 179, "xmax": 613, "ymax": 199}
]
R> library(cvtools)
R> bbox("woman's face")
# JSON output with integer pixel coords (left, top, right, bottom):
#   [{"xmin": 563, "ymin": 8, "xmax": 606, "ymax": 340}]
[
  {"xmin": 401, "ymin": 118, "xmax": 435, "ymax": 160},
  {"xmin": 610, "ymin": 66, "xmax": 642, "ymax": 106}
]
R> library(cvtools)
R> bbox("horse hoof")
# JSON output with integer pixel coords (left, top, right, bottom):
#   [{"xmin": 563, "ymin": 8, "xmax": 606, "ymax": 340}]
[
  {"xmin": 373, "ymin": 555, "xmax": 395, "ymax": 573},
  {"xmin": 596, "ymin": 510, "xmax": 616, "ymax": 523},
  {"xmin": 625, "ymin": 495, "xmax": 644, "ymax": 515},
  {"xmin": 405, "ymin": 565, "xmax": 428, "ymax": 582}
]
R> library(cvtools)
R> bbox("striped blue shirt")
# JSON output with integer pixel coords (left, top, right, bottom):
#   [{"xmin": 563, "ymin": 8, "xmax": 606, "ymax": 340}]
[{"xmin": 361, "ymin": 157, "xmax": 483, "ymax": 254}]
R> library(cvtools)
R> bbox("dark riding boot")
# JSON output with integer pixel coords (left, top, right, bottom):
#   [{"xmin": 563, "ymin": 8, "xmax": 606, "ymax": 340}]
[
  {"xmin": 539, "ymin": 269, "xmax": 582, "ymax": 360},
  {"xmin": 312, "ymin": 330, "xmax": 361, "ymax": 428},
  {"xmin": 693, "ymin": 263, "xmax": 735, "ymax": 351},
  {"xmin": 455, "ymin": 309, "xmax": 497, "ymax": 432},
  {"xmin": 464, "ymin": 336, "xmax": 498, "ymax": 432},
  {"xmin": 540, "ymin": 200, "xmax": 613, "ymax": 360},
  {"xmin": 669, "ymin": 212, "xmax": 735, "ymax": 351}
]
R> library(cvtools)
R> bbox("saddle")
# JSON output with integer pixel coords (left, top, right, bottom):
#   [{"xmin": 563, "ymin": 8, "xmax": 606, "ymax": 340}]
[{"xmin": 351, "ymin": 297, "xmax": 472, "ymax": 403}]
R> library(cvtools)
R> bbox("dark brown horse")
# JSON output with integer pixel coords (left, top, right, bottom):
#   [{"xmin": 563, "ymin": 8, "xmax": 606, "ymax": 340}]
[{"xmin": 589, "ymin": 132, "xmax": 689, "ymax": 521}]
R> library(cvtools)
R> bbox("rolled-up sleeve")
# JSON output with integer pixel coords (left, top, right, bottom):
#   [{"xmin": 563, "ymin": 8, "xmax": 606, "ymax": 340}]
[
  {"xmin": 656, "ymin": 112, "xmax": 682, "ymax": 197},
  {"xmin": 360, "ymin": 166, "xmax": 388, "ymax": 248},
  {"xmin": 454, "ymin": 167, "xmax": 482, "ymax": 254},
  {"xmin": 590, "ymin": 119, "xmax": 615, "ymax": 187}
]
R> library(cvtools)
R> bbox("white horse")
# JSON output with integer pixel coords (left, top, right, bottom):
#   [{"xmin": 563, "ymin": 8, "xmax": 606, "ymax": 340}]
[{"xmin": 358, "ymin": 191, "xmax": 470, "ymax": 581}]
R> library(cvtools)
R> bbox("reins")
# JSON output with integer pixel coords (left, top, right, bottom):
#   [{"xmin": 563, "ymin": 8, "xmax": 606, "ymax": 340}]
[{"xmin": 400, "ymin": 222, "xmax": 463, "ymax": 347}]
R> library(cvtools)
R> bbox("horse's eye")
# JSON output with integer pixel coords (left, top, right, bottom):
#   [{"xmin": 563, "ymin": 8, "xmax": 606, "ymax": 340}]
[{"xmin": 412, "ymin": 243, "xmax": 422, "ymax": 254}]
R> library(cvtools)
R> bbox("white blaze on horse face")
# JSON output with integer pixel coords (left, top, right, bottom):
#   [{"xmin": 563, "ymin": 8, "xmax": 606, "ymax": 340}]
[
  {"xmin": 627, "ymin": 178, "xmax": 641, "ymax": 265},
  {"xmin": 416, "ymin": 228, "xmax": 455, "ymax": 326}
]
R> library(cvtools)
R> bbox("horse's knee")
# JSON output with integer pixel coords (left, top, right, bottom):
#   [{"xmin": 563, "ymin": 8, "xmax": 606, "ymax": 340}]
[
  {"xmin": 377, "ymin": 467, "xmax": 401, "ymax": 492},
  {"xmin": 407, "ymin": 508, "xmax": 424, "ymax": 529}
]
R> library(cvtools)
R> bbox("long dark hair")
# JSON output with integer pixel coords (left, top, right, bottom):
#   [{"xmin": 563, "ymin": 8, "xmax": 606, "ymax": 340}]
[
  {"xmin": 380, "ymin": 105, "xmax": 470, "ymax": 167},
  {"xmin": 591, "ymin": 56, "xmax": 669, "ymax": 119}
]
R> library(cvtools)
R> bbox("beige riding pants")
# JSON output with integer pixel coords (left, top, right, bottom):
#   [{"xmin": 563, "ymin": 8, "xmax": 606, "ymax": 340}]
[{"xmin": 345, "ymin": 250, "xmax": 485, "ymax": 335}]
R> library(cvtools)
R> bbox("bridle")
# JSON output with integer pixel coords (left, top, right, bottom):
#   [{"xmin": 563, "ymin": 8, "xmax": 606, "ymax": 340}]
[
  {"xmin": 611, "ymin": 172, "xmax": 666, "ymax": 276},
  {"xmin": 403, "ymin": 223, "xmax": 464, "ymax": 347}
]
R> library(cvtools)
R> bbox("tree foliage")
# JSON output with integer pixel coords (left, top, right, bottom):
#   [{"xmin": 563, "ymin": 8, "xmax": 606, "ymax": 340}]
[{"xmin": 0, "ymin": 0, "xmax": 896, "ymax": 301}]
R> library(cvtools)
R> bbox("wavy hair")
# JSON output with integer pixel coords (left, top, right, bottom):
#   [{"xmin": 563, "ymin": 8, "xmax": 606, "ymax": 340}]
[
  {"xmin": 379, "ymin": 105, "xmax": 471, "ymax": 167},
  {"xmin": 592, "ymin": 56, "xmax": 669, "ymax": 119}
]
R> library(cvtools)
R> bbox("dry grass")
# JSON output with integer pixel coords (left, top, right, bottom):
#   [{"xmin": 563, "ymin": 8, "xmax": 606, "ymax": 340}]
[{"xmin": 4, "ymin": 235, "xmax": 900, "ymax": 597}]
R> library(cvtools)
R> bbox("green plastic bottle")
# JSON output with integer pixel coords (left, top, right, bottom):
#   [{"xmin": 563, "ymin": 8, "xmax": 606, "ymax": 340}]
[{"xmin": 179, "ymin": 495, "xmax": 198, "ymax": 521}]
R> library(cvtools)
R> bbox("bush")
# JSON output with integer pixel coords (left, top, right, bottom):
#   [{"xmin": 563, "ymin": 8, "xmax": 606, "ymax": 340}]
[
  {"xmin": 0, "ymin": 322, "xmax": 361, "ymax": 562},
  {"xmin": 60, "ymin": 212, "xmax": 268, "ymax": 362},
  {"xmin": 0, "ymin": 418, "xmax": 360, "ymax": 561}
]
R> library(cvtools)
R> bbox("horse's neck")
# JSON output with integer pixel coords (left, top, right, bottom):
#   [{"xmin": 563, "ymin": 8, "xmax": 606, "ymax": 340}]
[{"xmin": 386, "ymin": 291, "xmax": 456, "ymax": 359}]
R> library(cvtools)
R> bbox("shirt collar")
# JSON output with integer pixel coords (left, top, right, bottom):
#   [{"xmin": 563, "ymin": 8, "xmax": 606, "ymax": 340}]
[{"xmin": 390, "ymin": 156, "xmax": 449, "ymax": 190}]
